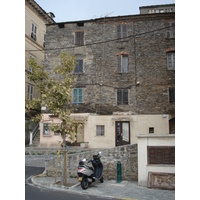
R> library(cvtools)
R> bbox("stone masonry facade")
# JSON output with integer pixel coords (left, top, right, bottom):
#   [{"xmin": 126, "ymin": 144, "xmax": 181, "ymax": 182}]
[
  {"xmin": 46, "ymin": 144, "xmax": 138, "ymax": 181},
  {"xmin": 44, "ymin": 13, "xmax": 175, "ymax": 116}
]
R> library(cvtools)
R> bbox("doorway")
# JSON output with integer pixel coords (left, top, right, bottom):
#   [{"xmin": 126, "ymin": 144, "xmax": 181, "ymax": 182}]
[{"xmin": 115, "ymin": 121, "xmax": 130, "ymax": 146}]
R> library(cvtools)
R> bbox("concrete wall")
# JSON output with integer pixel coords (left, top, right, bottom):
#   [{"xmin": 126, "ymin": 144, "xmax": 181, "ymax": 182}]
[{"xmin": 137, "ymin": 134, "xmax": 175, "ymax": 187}]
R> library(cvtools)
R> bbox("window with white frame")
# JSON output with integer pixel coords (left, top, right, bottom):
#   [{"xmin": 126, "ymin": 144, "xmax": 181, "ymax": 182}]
[
  {"xmin": 27, "ymin": 84, "xmax": 33, "ymax": 100},
  {"xmin": 116, "ymin": 54, "xmax": 128, "ymax": 73},
  {"xmin": 96, "ymin": 125, "xmax": 105, "ymax": 136},
  {"xmin": 31, "ymin": 23, "xmax": 37, "ymax": 41},
  {"xmin": 167, "ymin": 52, "xmax": 175, "ymax": 70}
]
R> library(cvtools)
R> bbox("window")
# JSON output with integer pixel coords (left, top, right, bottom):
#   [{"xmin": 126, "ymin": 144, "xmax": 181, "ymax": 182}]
[
  {"xmin": 75, "ymin": 32, "xmax": 84, "ymax": 46},
  {"xmin": 147, "ymin": 146, "xmax": 175, "ymax": 165},
  {"xmin": 117, "ymin": 55, "xmax": 128, "ymax": 73},
  {"xmin": 149, "ymin": 127, "xmax": 154, "ymax": 133},
  {"xmin": 166, "ymin": 22, "xmax": 175, "ymax": 38},
  {"xmin": 43, "ymin": 123, "xmax": 50, "ymax": 135},
  {"xmin": 27, "ymin": 84, "xmax": 33, "ymax": 100},
  {"xmin": 28, "ymin": 54, "xmax": 34, "ymax": 72},
  {"xmin": 169, "ymin": 87, "xmax": 175, "ymax": 103},
  {"xmin": 117, "ymin": 24, "xmax": 127, "ymax": 39},
  {"xmin": 73, "ymin": 88, "xmax": 83, "ymax": 104},
  {"xmin": 74, "ymin": 60, "xmax": 83, "ymax": 73},
  {"xmin": 167, "ymin": 52, "xmax": 175, "ymax": 70},
  {"xmin": 117, "ymin": 89, "xmax": 128, "ymax": 105},
  {"xmin": 96, "ymin": 125, "xmax": 105, "ymax": 136},
  {"xmin": 31, "ymin": 23, "xmax": 37, "ymax": 41}
]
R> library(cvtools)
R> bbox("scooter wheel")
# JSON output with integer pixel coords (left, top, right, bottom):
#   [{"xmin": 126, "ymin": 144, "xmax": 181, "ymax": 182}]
[
  {"xmin": 81, "ymin": 176, "xmax": 89, "ymax": 190},
  {"xmin": 100, "ymin": 176, "xmax": 104, "ymax": 183}
]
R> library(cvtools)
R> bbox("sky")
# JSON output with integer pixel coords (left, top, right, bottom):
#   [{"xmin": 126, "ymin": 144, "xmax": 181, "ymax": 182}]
[{"xmin": 35, "ymin": 0, "xmax": 175, "ymax": 22}]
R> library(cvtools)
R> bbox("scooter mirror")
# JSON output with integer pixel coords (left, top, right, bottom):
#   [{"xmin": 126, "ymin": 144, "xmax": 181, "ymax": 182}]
[{"xmin": 82, "ymin": 158, "xmax": 86, "ymax": 162}]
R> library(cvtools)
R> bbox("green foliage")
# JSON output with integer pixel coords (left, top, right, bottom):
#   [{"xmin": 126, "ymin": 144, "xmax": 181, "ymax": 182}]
[{"xmin": 26, "ymin": 51, "xmax": 78, "ymax": 146}]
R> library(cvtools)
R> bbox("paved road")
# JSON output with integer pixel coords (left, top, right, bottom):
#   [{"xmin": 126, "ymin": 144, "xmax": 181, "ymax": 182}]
[{"xmin": 25, "ymin": 166, "xmax": 116, "ymax": 200}]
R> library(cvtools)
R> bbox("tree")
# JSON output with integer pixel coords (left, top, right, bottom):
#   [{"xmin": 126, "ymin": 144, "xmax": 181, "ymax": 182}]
[{"xmin": 26, "ymin": 51, "xmax": 78, "ymax": 185}]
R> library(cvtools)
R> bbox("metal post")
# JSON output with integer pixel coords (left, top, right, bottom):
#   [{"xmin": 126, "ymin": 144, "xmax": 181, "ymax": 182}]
[
  {"xmin": 117, "ymin": 161, "xmax": 122, "ymax": 183},
  {"xmin": 29, "ymin": 132, "xmax": 33, "ymax": 145}
]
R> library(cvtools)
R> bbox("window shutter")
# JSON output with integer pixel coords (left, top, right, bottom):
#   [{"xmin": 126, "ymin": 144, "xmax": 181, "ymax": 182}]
[
  {"xmin": 73, "ymin": 88, "xmax": 77, "ymax": 103},
  {"xmin": 167, "ymin": 53, "xmax": 172, "ymax": 69},
  {"xmin": 123, "ymin": 89, "xmax": 128, "ymax": 104},
  {"xmin": 117, "ymin": 56, "xmax": 122, "ymax": 73},
  {"xmin": 172, "ymin": 53, "xmax": 175, "ymax": 68},
  {"xmin": 148, "ymin": 146, "xmax": 175, "ymax": 164},
  {"xmin": 80, "ymin": 32, "xmax": 84, "ymax": 45},
  {"xmin": 169, "ymin": 87, "xmax": 175, "ymax": 102},
  {"xmin": 122, "ymin": 24, "xmax": 127, "ymax": 38},
  {"xmin": 122, "ymin": 56, "xmax": 128, "ymax": 73},
  {"xmin": 117, "ymin": 89, "xmax": 122, "ymax": 104},
  {"xmin": 79, "ymin": 60, "xmax": 83, "ymax": 72},
  {"xmin": 117, "ymin": 25, "xmax": 121, "ymax": 38},
  {"xmin": 78, "ymin": 88, "xmax": 83, "ymax": 103}
]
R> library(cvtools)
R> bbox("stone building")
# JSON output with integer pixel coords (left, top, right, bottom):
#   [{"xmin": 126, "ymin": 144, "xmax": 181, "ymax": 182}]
[
  {"xmin": 41, "ymin": 5, "xmax": 175, "ymax": 189},
  {"xmin": 41, "ymin": 9, "xmax": 175, "ymax": 149}
]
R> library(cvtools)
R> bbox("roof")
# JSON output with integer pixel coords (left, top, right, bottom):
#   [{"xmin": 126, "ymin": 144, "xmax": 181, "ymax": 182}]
[
  {"xmin": 25, "ymin": 0, "xmax": 55, "ymax": 24},
  {"xmin": 46, "ymin": 12, "xmax": 175, "ymax": 26}
]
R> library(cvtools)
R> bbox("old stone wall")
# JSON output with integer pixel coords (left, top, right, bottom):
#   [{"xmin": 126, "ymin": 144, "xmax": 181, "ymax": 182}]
[
  {"xmin": 44, "ymin": 13, "xmax": 175, "ymax": 115},
  {"xmin": 45, "ymin": 144, "xmax": 138, "ymax": 181}
]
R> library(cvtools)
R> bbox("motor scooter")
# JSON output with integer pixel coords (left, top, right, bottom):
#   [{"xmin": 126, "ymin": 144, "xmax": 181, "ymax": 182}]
[{"xmin": 77, "ymin": 152, "xmax": 103, "ymax": 190}]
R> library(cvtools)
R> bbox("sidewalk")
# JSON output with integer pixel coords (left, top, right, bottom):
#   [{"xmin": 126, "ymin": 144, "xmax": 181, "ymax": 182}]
[{"xmin": 31, "ymin": 174, "xmax": 175, "ymax": 200}]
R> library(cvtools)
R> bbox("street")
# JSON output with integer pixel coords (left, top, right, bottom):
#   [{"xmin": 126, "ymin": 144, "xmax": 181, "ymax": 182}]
[{"xmin": 25, "ymin": 166, "xmax": 115, "ymax": 200}]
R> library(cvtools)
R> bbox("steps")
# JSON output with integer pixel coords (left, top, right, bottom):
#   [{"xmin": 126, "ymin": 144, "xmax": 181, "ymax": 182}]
[{"xmin": 32, "ymin": 129, "xmax": 40, "ymax": 147}]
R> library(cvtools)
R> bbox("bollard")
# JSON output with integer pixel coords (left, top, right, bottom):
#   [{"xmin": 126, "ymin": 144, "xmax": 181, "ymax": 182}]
[
  {"xmin": 29, "ymin": 132, "xmax": 33, "ymax": 145},
  {"xmin": 117, "ymin": 161, "xmax": 122, "ymax": 183}
]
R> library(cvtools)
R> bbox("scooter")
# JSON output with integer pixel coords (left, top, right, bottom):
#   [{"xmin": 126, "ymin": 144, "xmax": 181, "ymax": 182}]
[{"xmin": 77, "ymin": 152, "xmax": 103, "ymax": 190}]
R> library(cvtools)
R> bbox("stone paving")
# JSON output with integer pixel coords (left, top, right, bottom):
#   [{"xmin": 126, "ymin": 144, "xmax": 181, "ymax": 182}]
[{"xmin": 26, "ymin": 155, "xmax": 175, "ymax": 200}]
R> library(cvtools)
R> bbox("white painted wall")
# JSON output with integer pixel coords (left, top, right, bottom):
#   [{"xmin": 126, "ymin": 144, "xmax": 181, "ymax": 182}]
[{"xmin": 137, "ymin": 135, "xmax": 175, "ymax": 187}]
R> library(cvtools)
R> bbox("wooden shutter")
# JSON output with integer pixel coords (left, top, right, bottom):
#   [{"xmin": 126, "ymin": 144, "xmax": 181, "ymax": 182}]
[
  {"xmin": 122, "ymin": 56, "xmax": 128, "ymax": 73},
  {"xmin": 123, "ymin": 89, "xmax": 128, "ymax": 104},
  {"xmin": 75, "ymin": 32, "xmax": 80, "ymax": 45},
  {"xmin": 78, "ymin": 88, "xmax": 83, "ymax": 103},
  {"xmin": 117, "ymin": 56, "xmax": 122, "ymax": 73},
  {"xmin": 117, "ymin": 25, "xmax": 121, "ymax": 38},
  {"xmin": 79, "ymin": 32, "xmax": 84, "ymax": 45},
  {"xmin": 147, "ymin": 146, "xmax": 175, "ymax": 165},
  {"xmin": 75, "ymin": 32, "xmax": 84, "ymax": 46},
  {"xmin": 169, "ymin": 87, "xmax": 175, "ymax": 102},
  {"xmin": 117, "ymin": 89, "xmax": 122, "ymax": 104},
  {"xmin": 122, "ymin": 24, "xmax": 127, "ymax": 38},
  {"xmin": 73, "ymin": 88, "xmax": 77, "ymax": 103}
]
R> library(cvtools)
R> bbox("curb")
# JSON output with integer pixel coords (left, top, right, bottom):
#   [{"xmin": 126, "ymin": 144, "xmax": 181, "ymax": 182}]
[
  {"xmin": 30, "ymin": 175, "xmax": 118, "ymax": 199},
  {"xmin": 30, "ymin": 175, "xmax": 138, "ymax": 200}
]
